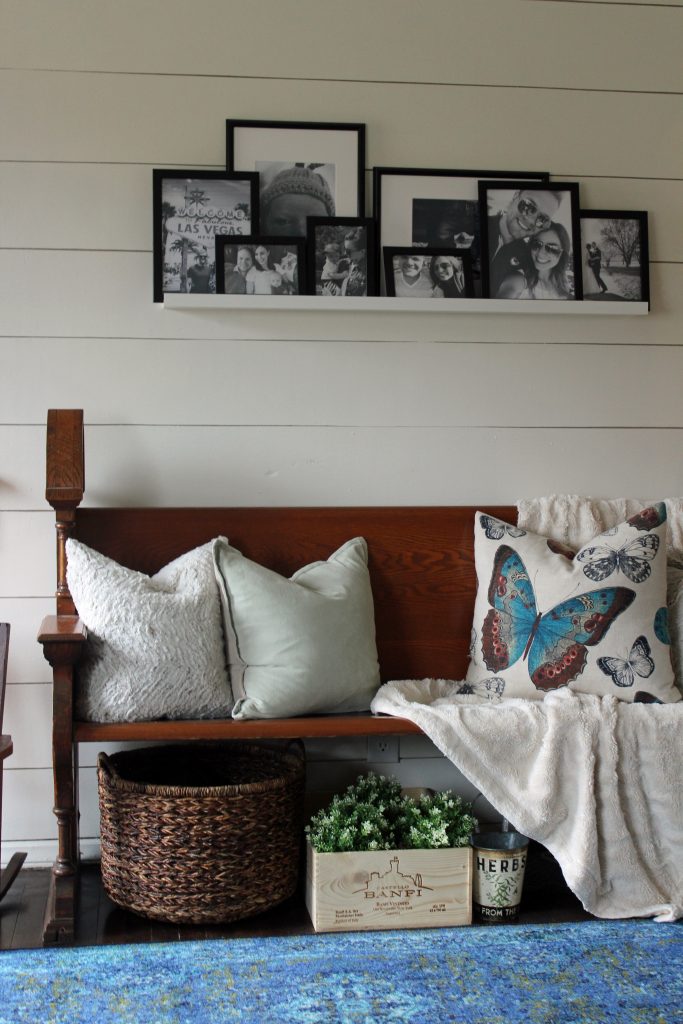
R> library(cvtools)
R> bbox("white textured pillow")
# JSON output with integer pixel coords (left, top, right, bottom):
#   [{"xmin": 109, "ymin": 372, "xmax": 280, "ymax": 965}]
[
  {"xmin": 66, "ymin": 538, "xmax": 232, "ymax": 722},
  {"xmin": 466, "ymin": 506, "xmax": 680, "ymax": 703},
  {"xmin": 213, "ymin": 536, "xmax": 381, "ymax": 720}
]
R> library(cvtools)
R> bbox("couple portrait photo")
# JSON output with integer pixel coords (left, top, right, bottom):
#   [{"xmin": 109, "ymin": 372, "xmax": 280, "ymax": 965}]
[
  {"xmin": 481, "ymin": 182, "xmax": 582, "ymax": 301},
  {"xmin": 580, "ymin": 212, "xmax": 649, "ymax": 303},
  {"xmin": 384, "ymin": 248, "xmax": 473, "ymax": 299}
]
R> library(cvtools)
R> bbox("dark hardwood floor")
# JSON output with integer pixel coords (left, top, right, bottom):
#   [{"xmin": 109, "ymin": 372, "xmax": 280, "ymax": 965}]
[{"xmin": 1, "ymin": 842, "xmax": 594, "ymax": 950}]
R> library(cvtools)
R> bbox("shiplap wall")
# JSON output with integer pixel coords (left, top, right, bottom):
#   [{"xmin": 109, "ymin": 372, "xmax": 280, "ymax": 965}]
[{"xmin": 1, "ymin": 0, "xmax": 681, "ymax": 866}]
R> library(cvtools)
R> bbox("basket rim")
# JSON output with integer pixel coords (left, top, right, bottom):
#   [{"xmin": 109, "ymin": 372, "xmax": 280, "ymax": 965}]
[{"xmin": 97, "ymin": 741, "xmax": 305, "ymax": 799}]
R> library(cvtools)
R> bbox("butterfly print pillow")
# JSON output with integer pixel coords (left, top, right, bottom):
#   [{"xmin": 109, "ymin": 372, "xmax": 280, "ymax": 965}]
[{"xmin": 465, "ymin": 508, "xmax": 680, "ymax": 703}]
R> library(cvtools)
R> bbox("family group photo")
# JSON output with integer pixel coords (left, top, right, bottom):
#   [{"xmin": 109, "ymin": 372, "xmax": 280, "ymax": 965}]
[{"xmin": 215, "ymin": 239, "xmax": 304, "ymax": 296}]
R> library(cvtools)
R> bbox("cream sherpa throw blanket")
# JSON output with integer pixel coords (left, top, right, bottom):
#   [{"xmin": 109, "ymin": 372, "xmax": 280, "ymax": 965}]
[
  {"xmin": 516, "ymin": 494, "xmax": 683, "ymax": 557},
  {"xmin": 370, "ymin": 681, "xmax": 683, "ymax": 921}
]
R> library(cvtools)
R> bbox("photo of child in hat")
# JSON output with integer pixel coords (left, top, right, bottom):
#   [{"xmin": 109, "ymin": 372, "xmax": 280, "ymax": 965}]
[{"xmin": 259, "ymin": 163, "xmax": 336, "ymax": 237}]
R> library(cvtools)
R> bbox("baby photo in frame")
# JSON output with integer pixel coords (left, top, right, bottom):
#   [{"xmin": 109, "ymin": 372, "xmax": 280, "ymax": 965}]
[
  {"xmin": 227, "ymin": 119, "xmax": 365, "ymax": 238},
  {"xmin": 307, "ymin": 217, "xmax": 376, "ymax": 296}
]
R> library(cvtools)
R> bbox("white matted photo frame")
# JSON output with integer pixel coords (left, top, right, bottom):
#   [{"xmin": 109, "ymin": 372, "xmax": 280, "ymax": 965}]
[
  {"xmin": 215, "ymin": 236, "xmax": 306, "ymax": 296},
  {"xmin": 383, "ymin": 247, "xmax": 474, "ymax": 299},
  {"xmin": 580, "ymin": 210, "xmax": 649, "ymax": 306},
  {"xmin": 226, "ymin": 120, "xmax": 365, "ymax": 239},
  {"xmin": 479, "ymin": 180, "xmax": 582, "ymax": 301},
  {"xmin": 153, "ymin": 169, "xmax": 259, "ymax": 302},
  {"xmin": 306, "ymin": 217, "xmax": 376, "ymax": 297},
  {"xmin": 372, "ymin": 167, "xmax": 549, "ymax": 296}
]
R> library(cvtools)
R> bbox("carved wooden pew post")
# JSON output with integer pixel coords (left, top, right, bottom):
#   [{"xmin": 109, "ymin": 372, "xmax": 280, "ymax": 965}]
[{"xmin": 39, "ymin": 409, "xmax": 86, "ymax": 944}]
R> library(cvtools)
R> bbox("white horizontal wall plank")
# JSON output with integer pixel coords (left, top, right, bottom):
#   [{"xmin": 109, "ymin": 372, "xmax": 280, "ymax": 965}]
[
  {"xmin": 2, "ymin": 337, "xmax": 682, "ymax": 428},
  {"xmin": 58, "ymin": 425, "xmax": 683, "ymax": 507},
  {"xmin": 2, "ymin": 165, "xmax": 680, "ymax": 264},
  {"xmin": 0, "ymin": 163, "xmax": 154, "ymax": 253},
  {"xmin": 0, "ymin": 256, "xmax": 679, "ymax": 346},
  {"xmin": 2, "ymin": 71, "xmax": 681, "ymax": 179},
  {"xmin": 0, "ymin": 598, "xmax": 54, "ymax": 682},
  {"xmin": 3, "ymin": 683, "xmax": 52, "ymax": 769},
  {"xmin": 1, "ymin": 426, "xmax": 681, "ymax": 519},
  {"xmin": 2, "ymin": 767, "xmax": 57, "ymax": 841},
  {"xmin": 0, "ymin": 512, "xmax": 54, "ymax": 596},
  {"xmin": 1, "ymin": 0, "xmax": 680, "ymax": 93},
  {"xmin": 305, "ymin": 759, "xmax": 482, "ymax": 805},
  {"xmin": 0, "ymin": 425, "xmax": 47, "ymax": 509},
  {"xmin": 3, "ymin": 765, "xmax": 100, "ymax": 842}
]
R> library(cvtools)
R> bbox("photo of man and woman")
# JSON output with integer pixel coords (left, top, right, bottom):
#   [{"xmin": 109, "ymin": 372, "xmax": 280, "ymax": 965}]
[
  {"xmin": 580, "ymin": 213, "xmax": 649, "ymax": 303},
  {"xmin": 384, "ymin": 248, "xmax": 473, "ymax": 299},
  {"xmin": 480, "ymin": 183, "xmax": 581, "ymax": 301},
  {"xmin": 215, "ymin": 238, "xmax": 304, "ymax": 296}
]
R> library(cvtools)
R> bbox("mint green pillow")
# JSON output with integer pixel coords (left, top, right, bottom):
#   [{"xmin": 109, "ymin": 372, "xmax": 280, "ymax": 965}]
[{"xmin": 212, "ymin": 536, "xmax": 381, "ymax": 720}]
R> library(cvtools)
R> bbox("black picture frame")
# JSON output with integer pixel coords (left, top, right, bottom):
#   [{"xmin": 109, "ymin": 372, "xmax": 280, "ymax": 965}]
[
  {"xmin": 306, "ymin": 217, "xmax": 376, "ymax": 297},
  {"xmin": 372, "ymin": 166, "xmax": 550, "ymax": 296},
  {"xmin": 152, "ymin": 169, "xmax": 259, "ymax": 302},
  {"xmin": 580, "ymin": 210, "xmax": 649, "ymax": 306},
  {"xmin": 479, "ymin": 180, "xmax": 583, "ymax": 301},
  {"xmin": 215, "ymin": 236, "xmax": 306, "ymax": 296},
  {"xmin": 226, "ymin": 119, "xmax": 365, "ymax": 239},
  {"xmin": 383, "ymin": 247, "xmax": 474, "ymax": 299}
]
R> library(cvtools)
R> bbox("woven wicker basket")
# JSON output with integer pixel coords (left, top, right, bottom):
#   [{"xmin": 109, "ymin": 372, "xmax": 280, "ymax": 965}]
[{"xmin": 97, "ymin": 741, "xmax": 305, "ymax": 924}]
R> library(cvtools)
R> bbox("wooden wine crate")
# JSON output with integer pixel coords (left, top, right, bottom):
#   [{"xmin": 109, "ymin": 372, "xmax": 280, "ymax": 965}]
[{"xmin": 305, "ymin": 842, "xmax": 472, "ymax": 933}]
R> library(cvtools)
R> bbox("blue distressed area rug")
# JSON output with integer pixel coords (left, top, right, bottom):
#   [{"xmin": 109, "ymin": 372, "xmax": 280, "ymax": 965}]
[{"xmin": 0, "ymin": 920, "xmax": 680, "ymax": 1024}]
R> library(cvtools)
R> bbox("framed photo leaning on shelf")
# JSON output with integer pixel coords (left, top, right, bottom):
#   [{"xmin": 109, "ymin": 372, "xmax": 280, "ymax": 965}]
[
  {"xmin": 479, "ymin": 181, "xmax": 582, "ymax": 301},
  {"xmin": 383, "ymin": 248, "xmax": 474, "ymax": 299},
  {"xmin": 215, "ymin": 236, "xmax": 306, "ymax": 296},
  {"xmin": 372, "ymin": 166, "xmax": 549, "ymax": 296},
  {"xmin": 152, "ymin": 169, "xmax": 259, "ymax": 302},
  {"xmin": 307, "ymin": 217, "xmax": 376, "ymax": 297},
  {"xmin": 227, "ymin": 120, "xmax": 365, "ymax": 239},
  {"xmin": 580, "ymin": 210, "xmax": 649, "ymax": 306}
]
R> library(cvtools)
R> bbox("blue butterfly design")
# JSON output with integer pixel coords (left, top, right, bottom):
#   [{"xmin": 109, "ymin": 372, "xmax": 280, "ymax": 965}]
[
  {"xmin": 482, "ymin": 545, "xmax": 636, "ymax": 691},
  {"xmin": 654, "ymin": 607, "xmax": 671, "ymax": 645}
]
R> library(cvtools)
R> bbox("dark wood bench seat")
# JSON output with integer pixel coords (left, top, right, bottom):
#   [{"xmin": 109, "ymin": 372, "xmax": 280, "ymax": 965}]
[{"xmin": 38, "ymin": 409, "xmax": 517, "ymax": 944}]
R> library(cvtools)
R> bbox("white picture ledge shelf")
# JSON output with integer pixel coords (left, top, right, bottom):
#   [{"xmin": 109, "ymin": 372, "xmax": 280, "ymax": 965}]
[{"xmin": 162, "ymin": 295, "xmax": 649, "ymax": 315}]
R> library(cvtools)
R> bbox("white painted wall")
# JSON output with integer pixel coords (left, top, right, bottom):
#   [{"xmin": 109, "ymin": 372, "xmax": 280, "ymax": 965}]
[{"xmin": 1, "ymin": 0, "xmax": 681, "ymax": 865}]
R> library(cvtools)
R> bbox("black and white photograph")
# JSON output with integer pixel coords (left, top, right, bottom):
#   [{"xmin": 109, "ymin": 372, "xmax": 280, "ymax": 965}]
[
  {"xmin": 383, "ymin": 248, "xmax": 474, "ymax": 299},
  {"xmin": 307, "ymin": 217, "xmax": 376, "ymax": 297},
  {"xmin": 215, "ymin": 236, "xmax": 305, "ymax": 296},
  {"xmin": 372, "ymin": 167, "xmax": 549, "ymax": 296},
  {"xmin": 152, "ymin": 170, "xmax": 259, "ymax": 302},
  {"xmin": 479, "ymin": 181, "xmax": 582, "ymax": 301},
  {"xmin": 226, "ymin": 120, "xmax": 365, "ymax": 238},
  {"xmin": 580, "ymin": 211, "xmax": 649, "ymax": 305}
]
